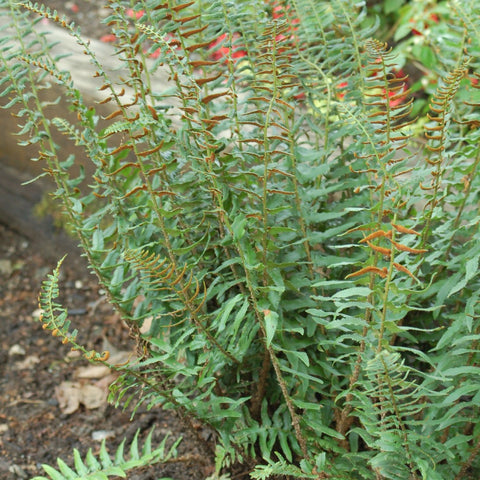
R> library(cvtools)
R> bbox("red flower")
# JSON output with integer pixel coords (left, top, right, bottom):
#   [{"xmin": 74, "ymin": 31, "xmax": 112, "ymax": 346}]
[
  {"xmin": 209, "ymin": 33, "xmax": 247, "ymax": 62},
  {"xmin": 148, "ymin": 48, "xmax": 162, "ymax": 59},
  {"xmin": 410, "ymin": 12, "xmax": 440, "ymax": 36},
  {"xmin": 336, "ymin": 81, "xmax": 348, "ymax": 100},
  {"xmin": 126, "ymin": 8, "xmax": 145, "ymax": 19},
  {"xmin": 100, "ymin": 34, "xmax": 117, "ymax": 43}
]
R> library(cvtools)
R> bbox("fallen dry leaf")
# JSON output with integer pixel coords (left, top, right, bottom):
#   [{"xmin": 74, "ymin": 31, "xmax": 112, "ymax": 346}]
[
  {"xmin": 55, "ymin": 381, "xmax": 107, "ymax": 414},
  {"xmin": 8, "ymin": 344, "xmax": 26, "ymax": 356},
  {"xmin": 80, "ymin": 384, "xmax": 107, "ymax": 410},
  {"xmin": 75, "ymin": 364, "xmax": 110, "ymax": 379},
  {"xmin": 55, "ymin": 381, "xmax": 81, "ymax": 415},
  {"xmin": 92, "ymin": 430, "xmax": 115, "ymax": 441},
  {"xmin": 14, "ymin": 355, "xmax": 40, "ymax": 369}
]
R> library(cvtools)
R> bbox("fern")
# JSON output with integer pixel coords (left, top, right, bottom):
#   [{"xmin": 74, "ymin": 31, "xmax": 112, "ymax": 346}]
[
  {"xmin": 1, "ymin": 0, "xmax": 480, "ymax": 478},
  {"xmin": 31, "ymin": 429, "xmax": 181, "ymax": 480}
]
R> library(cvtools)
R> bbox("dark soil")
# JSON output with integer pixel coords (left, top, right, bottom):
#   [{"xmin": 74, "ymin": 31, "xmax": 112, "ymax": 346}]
[
  {"xmin": 0, "ymin": 2, "xmax": 216, "ymax": 479},
  {"xmin": 0, "ymin": 225, "xmax": 214, "ymax": 479}
]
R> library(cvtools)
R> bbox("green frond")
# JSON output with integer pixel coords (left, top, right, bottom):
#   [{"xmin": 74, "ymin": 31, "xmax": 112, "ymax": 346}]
[
  {"xmin": 425, "ymin": 61, "xmax": 468, "ymax": 156},
  {"xmin": 37, "ymin": 256, "xmax": 111, "ymax": 362},
  {"xmin": 347, "ymin": 351, "xmax": 428, "ymax": 479},
  {"xmin": 250, "ymin": 457, "xmax": 319, "ymax": 479},
  {"xmin": 30, "ymin": 429, "xmax": 181, "ymax": 480},
  {"xmin": 37, "ymin": 255, "xmax": 78, "ymax": 346}
]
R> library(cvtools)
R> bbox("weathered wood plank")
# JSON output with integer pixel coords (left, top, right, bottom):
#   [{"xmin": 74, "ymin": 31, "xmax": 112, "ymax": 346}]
[{"xmin": 0, "ymin": 162, "xmax": 78, "ymax": 258}]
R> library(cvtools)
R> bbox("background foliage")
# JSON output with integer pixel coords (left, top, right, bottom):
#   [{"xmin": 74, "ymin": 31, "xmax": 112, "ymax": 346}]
[{"xmin": 0, "ymin": 0, "xmax": 479, "ymax": 479}]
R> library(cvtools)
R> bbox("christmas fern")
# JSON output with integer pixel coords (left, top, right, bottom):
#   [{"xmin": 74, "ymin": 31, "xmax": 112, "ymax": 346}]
[{"xmin": 1, "ymin": 0, "xmax": 479, "ymax": 479}]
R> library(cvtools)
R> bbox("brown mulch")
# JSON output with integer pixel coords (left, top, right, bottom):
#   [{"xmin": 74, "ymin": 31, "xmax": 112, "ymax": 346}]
[{"xmin": 0, "ymin": 222, "xmax": 213, "ymax": 479}]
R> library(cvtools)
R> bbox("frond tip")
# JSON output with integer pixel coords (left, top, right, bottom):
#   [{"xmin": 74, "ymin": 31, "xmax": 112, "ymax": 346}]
[
  {"xmin": 30, "ymin": 429, "xmax": 181, "ymax": 480},
  {"xmin": 38, "ymin": 257, "xmax": 109, "ymax": 362},
  {"xmin": 37, "ymin": 255, "xmax": 77, "ymax": 345},
  {"xmin": 345, "ymin": 266, "xmax": 388, "ymax": 279}
]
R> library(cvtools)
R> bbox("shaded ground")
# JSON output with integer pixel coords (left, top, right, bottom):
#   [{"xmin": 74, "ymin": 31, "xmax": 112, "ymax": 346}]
[
  {"xmin": 0, "ymin": 2, "xmax": 216, "ymax": 479},
  {"xmin": 0, "ymin": 222, "xmax": 214, "ymax": 479}
]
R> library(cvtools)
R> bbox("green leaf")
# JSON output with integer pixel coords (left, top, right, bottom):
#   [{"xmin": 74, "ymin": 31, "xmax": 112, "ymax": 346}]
[
  {"xmin": 278, "ymin": 433, "xmax": 293, "ymax": 463},
  {"xmin": 436, "ymin": 272, "xmax": 461, "ymax": 309},
  {"xmin": 264, "ymin": 309, "xmax": 279, "ymax": 348},
  {"xmin": 418, "ymin": 45, "xmax": 437, "ymax": 70},
  {"xmin": 442, "ymin": 366, "xmax": 480, "ymax": 377},
  {"xmin": 285, "ymin": 349, "xmax": 310, "ymax": 367},
  {"xmin": 92, "ymin": 229, "xmax": 104, "ymax": 251},
  {"xmin": 384, "ymin": 321, "xmax": 402, "ymax": 333},
  {"xmin": 40, "ymin": 465, "xmax": 64, "ymax": 480},
  {"xmin": 231, "ymin": 215, "xmax": 247, "ymax": 240},
  {"xmin": 466, "ymin": 255, "xmax": 479, "ymax": 282},
  {"xmin": 416, "ymin": 458, "xmax": 444, "ymax": 480},
  {"xmin": 332, "ymin": 287, "xmax": 371, "ymax": 299},
  {"xmin": 73, "ymin": 449, "xmax": 88, "ymax": 476},
  {"xmin": 384, "ymin": 0, "xmax": 405, "ymax": 14},
  {"xmin": 447, "ymin": 254, "xmax": 479, "ymax": 298},
  {"xmin": 86, "ymin": 448, "xmax": 101, "ymax": 471},
  {"xmin": 113, "ymin": 439, "xmax": 126, "ymax": 467},
  {"xmin": 229, "ymin": 296, "xmax": 250, "ymax": 343},
  {"xmin": 434, "ymin": 318, "xmax": 464, "ymax": 351},
  {"xmin": 98, "ymin": 441, "xmax": 113, "ymax": 468},
  {"xmin": 56, "ymin": 458, "xmax": 77, "ymax": 479},
  {"xmin": 216, "ymin": 294, "xmax": 243, "ymax": 333},
  {"xmin": 142, "ymin": 429, "xmax": 153, "ymax": 457},
  {"xmin": 129, "ymin": 430, "xmax": 140, "ymax": 461}
]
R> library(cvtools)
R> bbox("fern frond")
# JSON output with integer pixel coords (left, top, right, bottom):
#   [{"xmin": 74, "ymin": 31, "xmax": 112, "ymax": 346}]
[
  {"xmin": 425, "ymin": 62, "xmax": 468, "ymax": 158},
  {"xmin": 251, "ymin": 458, "xmax": 317, "ymax": 480},
  {"xmin": 31, "ymin": 429, "xmax": 181, "ymax": 480},
  {"xmin": 350, "ymin": 350, "xmax": 426, "ymax": 480},
  {"xmin": 420, "ymin": 60, "xmax": 468, "ymax": 250},
  {"xmin": 357, "ymin": 38, "xmax": 415, "ymax": 196},
  {"xmin": 37, "ymin": 256, "xmax": 110, "ymax": 362},
  {"xmin": 451, "ymin": 0, "xmax": 480, "ymax": 69},
  {"xmin": 124, "ymin": 248, "xmax": 238, "ymax": 364},
  {"xmin": 37, "ymin": 255, "xmax": 78, "ymax": 345}
]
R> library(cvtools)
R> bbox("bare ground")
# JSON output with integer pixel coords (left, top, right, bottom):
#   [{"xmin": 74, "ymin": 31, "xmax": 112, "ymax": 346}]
[{"xmin": 0, "ymin": 221, "xmax": 215, "ymax": 479}]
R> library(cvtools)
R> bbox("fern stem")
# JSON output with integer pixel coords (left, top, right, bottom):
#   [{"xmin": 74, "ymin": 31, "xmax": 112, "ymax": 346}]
[
  {"xmin": 377, "ymin": 218, "xmax": 397, "ymax": 352},
  {"xmin": 268, "ymin": 345, "xmax": 310, "ymax": 460},
  {"xmin": 420, "ymin": 64, "xmax": 467, "ymax": 250},
  {"xmin": 379, "ymin": 355, "xmax": 419, "ymax": 480}
]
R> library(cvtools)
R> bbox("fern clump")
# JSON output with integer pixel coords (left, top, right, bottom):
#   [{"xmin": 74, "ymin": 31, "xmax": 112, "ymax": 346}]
[{"xmin": 0, "ymin": 0, "xmax": 479, "ymax": 479}]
